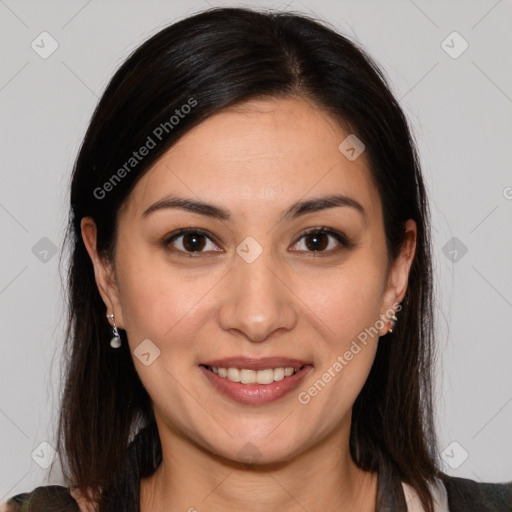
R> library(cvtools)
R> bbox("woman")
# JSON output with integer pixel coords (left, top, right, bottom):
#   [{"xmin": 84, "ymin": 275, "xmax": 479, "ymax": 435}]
[{"xmin": 3, "ymin": 7, "xmax": 511, "ymax": 512}]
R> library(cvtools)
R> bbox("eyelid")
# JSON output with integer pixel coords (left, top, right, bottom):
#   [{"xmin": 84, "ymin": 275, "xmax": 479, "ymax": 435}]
[
  {"xmin": 163, "ymin": 226, "xmax": 351, "ymax": 256},
  {"xmin": 291, "ymin": 226, "xmax": 352, "ymax": 253},
  {"xmin": 163, "ymin": 228, "xmax": 222, "ymax": 256}
]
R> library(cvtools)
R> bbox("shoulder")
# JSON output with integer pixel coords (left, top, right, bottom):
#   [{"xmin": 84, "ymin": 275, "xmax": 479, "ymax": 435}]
[
  {"xmin": 439, "ymin": 472, "xmax": 512, "ymax": 511},
  {"xmin": 1, "ymin": 485, "xmax": 80, "ymax": 512}
]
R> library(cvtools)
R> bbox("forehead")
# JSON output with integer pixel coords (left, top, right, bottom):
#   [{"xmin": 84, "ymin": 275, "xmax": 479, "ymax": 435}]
[{"xmin": 122, "ymin": 97, "xmax": 382, "ymax": 226}]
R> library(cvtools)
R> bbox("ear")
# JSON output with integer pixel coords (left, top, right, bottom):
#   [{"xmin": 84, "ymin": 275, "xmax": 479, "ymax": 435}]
[
  {"xmin": 81, "ymin": 217, "xmax": 125, "ymax": 329},
  {"xmin": 378, "ymin": 219, "xmax": 417, "ymax": 336}
]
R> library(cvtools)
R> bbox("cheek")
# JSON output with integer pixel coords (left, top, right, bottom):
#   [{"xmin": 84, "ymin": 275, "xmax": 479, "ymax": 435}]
[
  {"xmin": 114, "ymin": 250, "xmax": 228, "ymax": 417},
  {"xmin": 303, "ymin": 254, "xmax": 385, "ymax": 341},
  {"xmin": 295, "ymin": 254, "xmax": 385, "ymax": 405},
  {"xmin": 115, "ymin": 245, "xmax": 225, "ymax": 352}
]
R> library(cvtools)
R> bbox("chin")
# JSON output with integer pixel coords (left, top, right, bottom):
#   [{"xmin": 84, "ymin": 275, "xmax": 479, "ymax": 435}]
[{"xmin": 207, "ymin": 436, "xmax": 305, "ymax": 468}]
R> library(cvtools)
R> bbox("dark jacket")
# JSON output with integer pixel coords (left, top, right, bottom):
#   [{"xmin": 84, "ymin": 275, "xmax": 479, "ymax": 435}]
[
  {"xmin": 5, "ymin": 471, "xmax": 511, "ymax": 511},
  {"xmin": 4, "ymin": 424, "xmax": 512, "ymax": 511}
]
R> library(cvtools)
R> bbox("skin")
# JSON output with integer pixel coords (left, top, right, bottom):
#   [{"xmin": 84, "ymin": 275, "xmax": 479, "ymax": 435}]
[{"xmin": 82, "ymin": 97, "xmax": 416, "ymax": 512}]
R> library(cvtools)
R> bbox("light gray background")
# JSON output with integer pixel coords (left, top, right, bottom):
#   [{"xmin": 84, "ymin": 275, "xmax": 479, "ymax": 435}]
[{"xmin": 1, "ymin": 0, "xmax": 511, "ymax": 502}]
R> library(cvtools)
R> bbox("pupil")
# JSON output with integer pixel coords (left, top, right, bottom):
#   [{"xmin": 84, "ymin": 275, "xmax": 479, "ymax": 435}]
[
  {"xmin": 181, "ymin": 232, "xmax": 329, "ymax": 252},
  {"xmin": 306, "ymin": 233, "xmax": 327, "ymax": 251},
  {"xmin": 183, "ymin": 233, "xmax": 205, "ymax": 251}
]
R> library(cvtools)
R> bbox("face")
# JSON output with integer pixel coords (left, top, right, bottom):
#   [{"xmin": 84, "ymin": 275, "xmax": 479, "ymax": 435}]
[{"xmin": 83, "ymin": 97, "xmax": 416, "ymax": 465}]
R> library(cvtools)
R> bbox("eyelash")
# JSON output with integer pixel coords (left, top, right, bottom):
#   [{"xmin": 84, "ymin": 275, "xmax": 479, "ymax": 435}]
[{"xmin": 162, "ymin": 226, "xmax": 352, "ymax": 257}]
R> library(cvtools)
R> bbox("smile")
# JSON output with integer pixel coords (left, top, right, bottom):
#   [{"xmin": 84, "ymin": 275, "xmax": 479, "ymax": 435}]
[
  {"xmin": 204, "ymin": 365, "xmax": 301, "ymax": 384},
  {"xmin": 199, "ymin": 362, "xmax": 313, "ymax": 405}
]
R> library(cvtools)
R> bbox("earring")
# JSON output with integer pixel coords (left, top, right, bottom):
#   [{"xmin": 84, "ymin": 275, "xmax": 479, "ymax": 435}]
[
  {"xmin": 388, "ymin": 313, "xmax": 398, "ymax": 334},
  {"xmin": 106, "ymin": 313, "xmax": 122, "ymax": 348}
]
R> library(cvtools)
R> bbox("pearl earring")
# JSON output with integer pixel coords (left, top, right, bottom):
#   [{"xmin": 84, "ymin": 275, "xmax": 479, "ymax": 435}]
[
  {"xmin": 388, "ymin": 313, "xmax": 398, "ymax": 334},
  {"xmin": 106, "ymin": 313, "xmax": 122, "ymax": 348}
]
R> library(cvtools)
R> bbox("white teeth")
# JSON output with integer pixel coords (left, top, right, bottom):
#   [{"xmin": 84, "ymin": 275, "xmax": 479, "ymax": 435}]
[
  {"xmin": 273, "ymin": 367, "xmax": 285, "ymax": 381},
  {"xmin": 240, "ymin": 369, "xmax": 256, "ymax": 384},
  {"xmin": 256, "ymin": 369, "xmax": 274, "ymax": 385},
  {"xmin": 227, "ymin": 367, "xmax": 240, "ymax": 382},
  {"xmin": 208, "ymin": 366, "xmax": 301, "ymax": 384}
]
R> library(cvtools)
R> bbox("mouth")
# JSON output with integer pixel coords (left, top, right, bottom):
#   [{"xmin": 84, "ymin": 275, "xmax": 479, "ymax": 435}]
[
  {"xmin": 199, "ymin": 359, "xmax": 313, "ymax": 405},
  {"xmin": 201, "ymin": 364, "xmax": 306, "ymax": 384}
]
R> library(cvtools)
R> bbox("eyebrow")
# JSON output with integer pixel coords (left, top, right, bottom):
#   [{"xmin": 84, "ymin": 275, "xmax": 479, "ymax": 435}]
[{"xmin": 142, "ymin": 194, "xmax": 367, "ymax": 223}]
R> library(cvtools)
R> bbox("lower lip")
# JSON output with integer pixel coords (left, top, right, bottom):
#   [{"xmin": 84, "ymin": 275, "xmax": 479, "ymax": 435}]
[{"xmin": 199, "ymin": 365, "xmax": 313, "ymax": 405}]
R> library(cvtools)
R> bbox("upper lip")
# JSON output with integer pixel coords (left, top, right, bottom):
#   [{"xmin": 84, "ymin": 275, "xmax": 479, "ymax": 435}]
[{"xmin": 200, "ymin": 357, "xmax": 312, "ymax": 371}]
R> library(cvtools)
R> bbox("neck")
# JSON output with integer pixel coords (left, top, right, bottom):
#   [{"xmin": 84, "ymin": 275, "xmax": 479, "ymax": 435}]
[{"xmin": 140, "ymin": 424, "xmax": 377, "ymax": 512}]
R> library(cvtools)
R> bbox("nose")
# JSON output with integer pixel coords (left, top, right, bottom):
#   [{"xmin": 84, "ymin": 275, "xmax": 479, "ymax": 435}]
[{"xmin": 217, "ymin": 248, "xmax": 298, "ymax": 343}]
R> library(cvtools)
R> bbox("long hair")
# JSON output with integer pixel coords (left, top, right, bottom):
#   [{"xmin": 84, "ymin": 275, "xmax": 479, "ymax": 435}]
[{"xmin": 54, "ymin": 7, "xmax": 439, "ymax": 511}]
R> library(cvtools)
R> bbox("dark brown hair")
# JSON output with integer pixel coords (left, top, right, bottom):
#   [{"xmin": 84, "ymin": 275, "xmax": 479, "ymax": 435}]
[{"xmin": 54, "ymin": 7, "xmax": 440, "ymax": 511}]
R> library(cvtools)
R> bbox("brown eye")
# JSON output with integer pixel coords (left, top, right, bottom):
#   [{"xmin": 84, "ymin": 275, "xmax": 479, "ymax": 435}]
[
  {"xmin": 181, "ymin": 232, "xmax": 207, "ymax": 252},
  {"xmin": 164, "ymin": 228, "xmax": 222, "ymax": 255},
  {"xmin": 304, "ymin": 232, "xmax": 329, "ymax": 251},
  {"xmin": 290, "ymin": 227, "xmax": 350, "ymax": 254}
]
